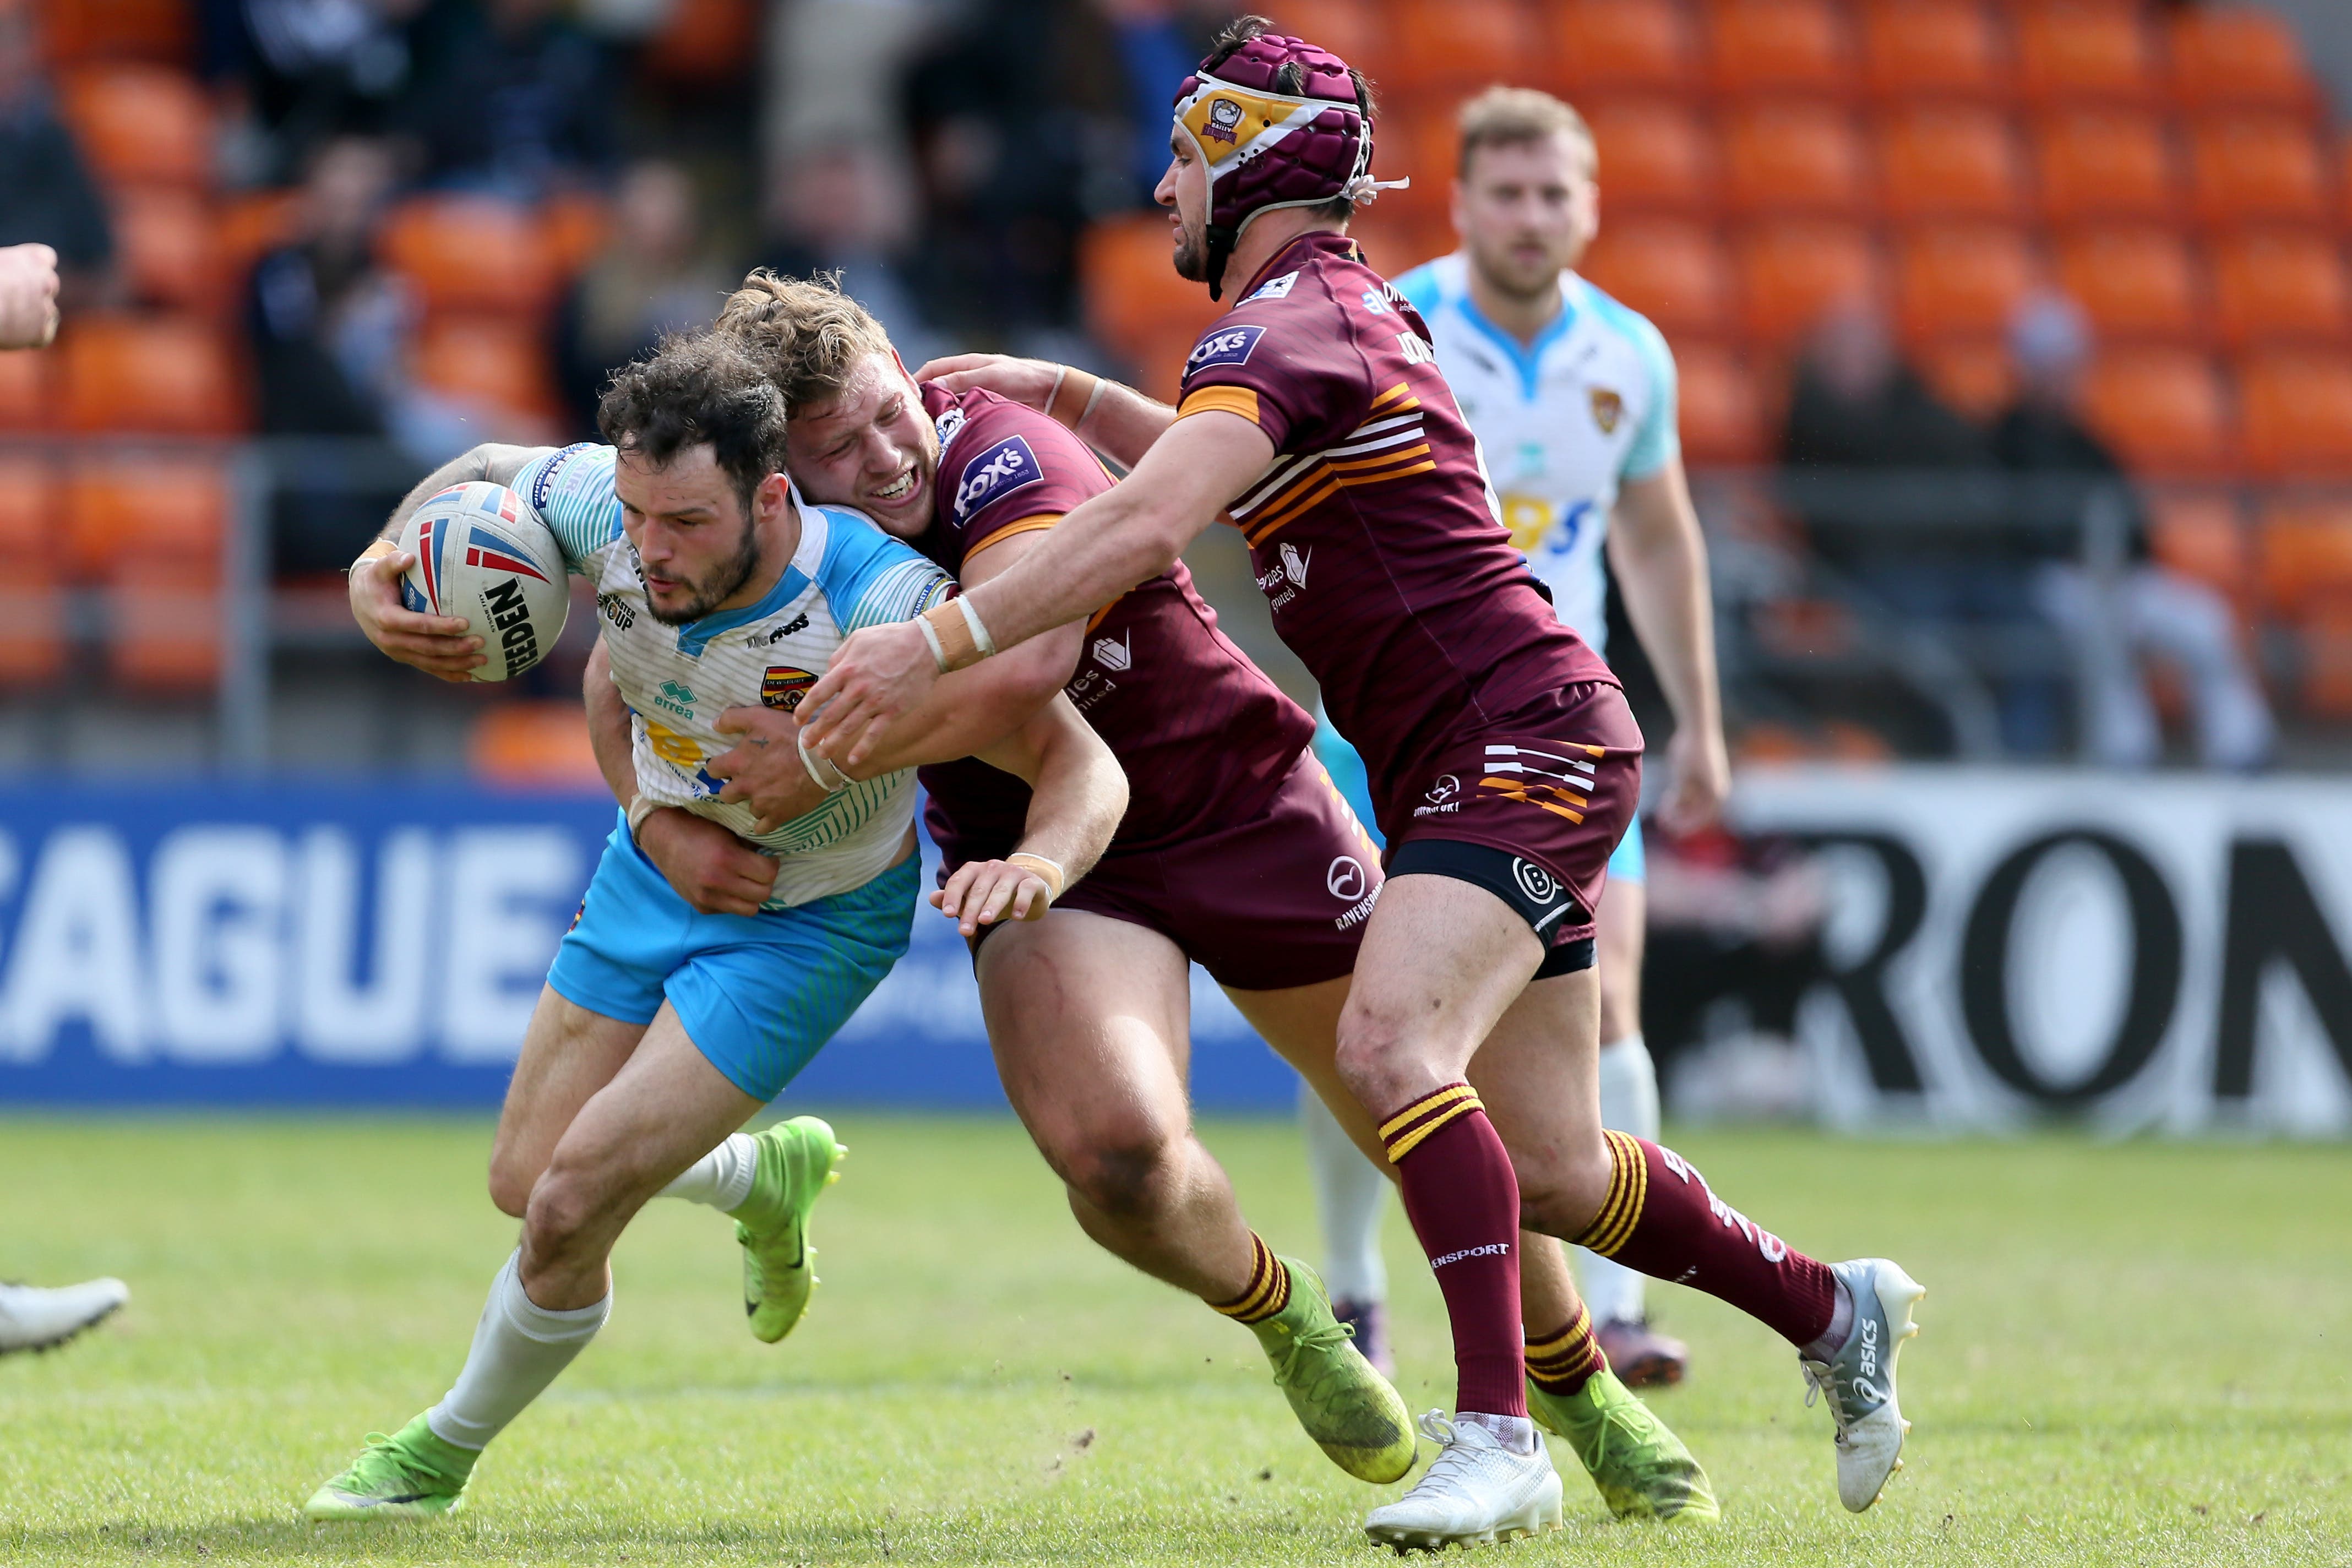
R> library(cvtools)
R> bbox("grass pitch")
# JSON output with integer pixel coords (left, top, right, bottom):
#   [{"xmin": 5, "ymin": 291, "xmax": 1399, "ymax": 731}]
[{"xmin": 2, "ymin": 1115, "xmax": 2348, "ymax": 1566}]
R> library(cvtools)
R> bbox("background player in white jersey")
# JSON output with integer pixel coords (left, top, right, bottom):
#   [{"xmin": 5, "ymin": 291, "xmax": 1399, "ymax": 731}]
[
  {"xmin": 1303, "ymin": 86, "xmax": 1730, "ymax": 1390},
  {"xmin": 305, "ymin": 333, "xmax": 1126, "ymax": 1520}
]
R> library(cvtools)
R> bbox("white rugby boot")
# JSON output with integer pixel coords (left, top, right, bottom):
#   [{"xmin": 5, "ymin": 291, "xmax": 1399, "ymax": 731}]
[
  {"xmin": 0, "ymin": 1277, "xmax": 129, "ymax": 1354},
  {"xmin": 1800, "ymin": 1257, "xmax": 1926, "ymax": 1511},
  {"xmin": 1363, "ymin": 1411, "xmax": 1564, "ymax": 1550}
]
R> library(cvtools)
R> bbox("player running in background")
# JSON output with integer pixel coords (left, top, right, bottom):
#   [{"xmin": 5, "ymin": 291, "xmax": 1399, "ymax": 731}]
[
  {"xmin": 306, "ymin": 333, "xmax": 1126, "ymax": 1520},
  {"xmin": 1300, "ymin": 85, "xmax": 1730, "ymax": 1392},
  {"xmin": 627, "ymin": 269, "xmax": 1420, "ymax": 1488},
  {"xmin": 818, "ymin": 18, "xmax": 1923, "ymax": 1548}
]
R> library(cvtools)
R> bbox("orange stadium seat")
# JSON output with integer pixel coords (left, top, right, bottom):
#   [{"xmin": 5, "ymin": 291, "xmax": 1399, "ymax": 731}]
[
  {"xmin": 39, "ymin": 0, "xmax": 191, "ymax": 64},
  {"xmin": 1265, "ymin": 1, "xmax": 1391, "ymax": 83},
  {"xmin": 2013, "ymin": 4, "xmax": 2160, "ymax": 106},
  {"xmin": 541, "ymin": 192, "xmax": 612, "ymax": 276},
  {"xmin": 2146, "ymin": 488, "xmax": 2250, "ymax": 605},
  {"xmin": 1082, "ymin": 214, "xmax": 1222, "ymax": 361},
  {"xmin": 216, "ymin": 189, "xmax": 302, "ymax": 282},
  {"xmin": 2168, "ymin": 7, "xmax": 2320, "ymax": 117},
  {"xmin": 471, "ymin": 702, "xmax": 603, "ymax": 788},
  {"xmin": 2185, "ymin": 113, "xmax": 2332, "ymax": 227},
  {"xmin": 412, "ymin": 319, "xmax": 562, "ymax": 424},
  {"xmin": 1877, "ymin": 104, "xmax": 2029, "ymax": 221},
  {"xmin": 1387, "ymin": 0, "xmax": 1538, "ymax": 94},
  {"xmin": 380, "ymin": 197, "xmax": 557, "ymax": 317},
  {"xmin": 1705, "ymin": 0, "xmax": 1854, "ymax": 98},
  {"xmin": 641, "ymin": 0, "xmax": 757, "ymax": 85},
  {"xmin": 66, "ymin": 458, "xmax": 228, "ymax": 576},
  {"xmin": 2054, "ymin": 226, "xmax": 2204, "ymax": 342},
  {"xmin": 115, "ymin": 187, "xmax": 227, "ymax": 313},
  {"xmin": 2256, "ymin": 498, "xmax": 2352, "ymax": 615},
  {"xmin": 107, "ymin": 563, "xmax": 219, "ymax": 690},
  {"xmin": 2079, "ymin": 346, "xmax": 2233, "ymax": 476},
  {"xmin": 2032, "ymin": 110, "xmax": 2181, "ymax": 222},
  {"xmin": 1583, "ymin": 99, "xmax": 1719, "ymax": 214},
  {"xmin": 1859, "ymin": 0, "xmax": 2011, "ymax": 101},
  {"xmin": 1372, "ymin": 112, "xmax": 1456, "ymax": 223},
  {"xmin": 0, "ymin": 457, "xmax": 57, "ymax": 558},
  {"xmin": 1738, "ymin": 220, "xmax": 1885, "ymax": 344},
  {"xmin": 59, "ymin": 315, "xmax": 244, "ymax": 435},
  {"xmin": 0, "ymin": 346, "xmax": 50, "ymax": 431},
  {"xmin": 1548, "ymin": 0, "xmax": 1701, "ymax": 94},
  {"xmin": 2209, "ymin": 228, "xmax": 2351, "ymax": 346},
  {"xmin": 1918, "ymin": 336, "xmax": 2016, "ymax": 418},
  {"xmin": 1346, "ymin": 208, "xmax": 1451, "ymax": 277},
  {"xmin": 1580, "ymin": 218, "xmax": 1735, "ymax": 336},
  {"xmin": 1721, "ymin": 102, "xmax": 1870, "ymax": 217},
  {"xmin": 1673, "ymin": 341, "xmax": 1771, "ymax": 464},
  {"xmin": 58, "ymin": 64, "xmax": 211, "ymax": 187},
  {"xmin": 1892, "ymin": 224, "xmax": 2040, "ymax": 341},
  {"xmin": 2237, "ymin": 350, "xmax": 2352, "ymax": 478}
]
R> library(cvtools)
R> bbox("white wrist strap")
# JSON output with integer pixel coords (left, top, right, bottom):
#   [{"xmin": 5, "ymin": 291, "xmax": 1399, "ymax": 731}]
[
  {"xmin": 1047, "ymin": 363, "xmax": 1069, "ymax": 417},
  {"xmin": 625, "ymin": 793, "xmax": 661, "ymax": 843},
  {"xmin": 956, "ymin": 595, "xmax": 997, "ymax": 658},
  {"xmin": 798, "ymin": 730, "xmax": 850, "ymax": 793},
  {"xmin": 915, "ymin": 612, "xmax": 949, "ymax": 671},
  {"xmin": 1079, "ymin": 375, "xmax": 1108, "ymax": 427}
]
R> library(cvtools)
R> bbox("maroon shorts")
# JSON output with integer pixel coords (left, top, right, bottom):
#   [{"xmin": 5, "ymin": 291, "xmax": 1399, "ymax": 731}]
[
  {"xmin": 1382, "ymin": 681, "xmax": 1645, "ymax": 962},
  {"xmin": 954, "ymin": 747, "xmax": 1381, "ymax": 990}
]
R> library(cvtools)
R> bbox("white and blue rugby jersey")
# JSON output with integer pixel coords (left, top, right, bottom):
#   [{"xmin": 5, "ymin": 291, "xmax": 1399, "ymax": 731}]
[
  {"xmin": 1392, "ymin": 254, "xmax": 1679, "ymax": 655},
  {"xmin": 513, "ymin": 442, "xmax": 955, "ymax": 909}
]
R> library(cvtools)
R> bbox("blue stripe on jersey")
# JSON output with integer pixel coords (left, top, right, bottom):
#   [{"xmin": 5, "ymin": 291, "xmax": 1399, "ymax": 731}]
[
  {"xmin": 672, "ymin": 562, "xmax": 813, "ymax": 658},
  {"xmin": 1581, "ymin": 283, "xmax": 1681, "ymax": 481},
  {"xmin": 812, "ymin": 507, "xmax": 953, "ymax": 630},
  {"xmin": 1456, "ymin": 290, "xmax": 1575, "ymax": 401}
]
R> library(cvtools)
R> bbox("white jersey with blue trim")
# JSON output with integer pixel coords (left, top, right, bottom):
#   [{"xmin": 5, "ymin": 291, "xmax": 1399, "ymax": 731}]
[
  {"xmin": 1392, "ymin": 254, "xmax": 1680, "ymax": 657},
  {"xmin": 512, "ymin": 442, "xmax": 955, "ymax": 909}
]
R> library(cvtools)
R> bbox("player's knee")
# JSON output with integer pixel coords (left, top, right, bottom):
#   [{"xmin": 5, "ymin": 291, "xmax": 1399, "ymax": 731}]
[
  {"xmin": 1332, "ymin": 1011, "xmax": 1423, "ymax": 1114},
  {"xmin": 521, "ymin": 1161, "xmax": 610, "ymax": 1254},
  {"xmin": 1055, "ymin": 1126, "xmax": 1184, "ymax": 1219},
  {"xmin": 486, "ymin": 1153, "xmax": 535, "ymax": 1220}
]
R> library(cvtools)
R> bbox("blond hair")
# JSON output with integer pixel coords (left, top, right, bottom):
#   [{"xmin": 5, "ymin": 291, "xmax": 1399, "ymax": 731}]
[
  {"xmin": 716, "ymin": 269, "xmax": 896, "ymax": 413},
  {"xmin": 1455, "ymin": 86, "xmax": 1594, "ymax": 179}
]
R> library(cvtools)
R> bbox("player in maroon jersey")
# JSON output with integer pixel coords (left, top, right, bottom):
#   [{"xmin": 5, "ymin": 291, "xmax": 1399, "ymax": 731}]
[
  {"xmin": 660, "ymin": 270, "xmax": 1419, "ymax": 1489},
  {"xmin": 809, "ymin": 18, "xmax": 1925, "ymax": 1549}
]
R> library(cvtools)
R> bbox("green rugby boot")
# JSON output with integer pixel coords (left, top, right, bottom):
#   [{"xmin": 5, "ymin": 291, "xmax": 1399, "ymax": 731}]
[
  {"xmin": 1248, "ymin": 1259, "xmax": 1418, "ymax": 1484},
  {"xmin": 729, "ymin": 1115, "xmax": 844, "ymax": 1343},
  {"xmin": 302, "ymin": 1414, "xmax": 474, "ymax": 1522},
  {"xmin": 1529, "ymin": 1368, "xmax": 1720, "ymax": 1522}
]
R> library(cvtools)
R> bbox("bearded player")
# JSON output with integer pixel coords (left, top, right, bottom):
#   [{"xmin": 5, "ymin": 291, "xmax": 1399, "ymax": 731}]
[
  {"xmin": 815, "ymin": 18, "xmax": 1925, "ymax": 1548},
  {"xmin": 1300, "ymin": 85, "xmax": 1729, "ymax": 1391},
  {"xmin": 305, "ymin": 333, "xmax": 1126, "ymax": 1519}
]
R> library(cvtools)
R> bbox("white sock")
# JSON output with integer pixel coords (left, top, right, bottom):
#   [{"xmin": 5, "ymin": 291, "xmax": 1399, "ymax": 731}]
[
  {"xmin": 1300, "ymin": 1081, "xmax": 1391, "ymax": 1304},
  {"xmin": 1576, "ymin": 1034, "xmax": 1662, "ymax": 1326},
  {"xmin": 1457, "ymin": 1411, "xmax": 1539, "ymax": 1455},
  {"xmin": 425, "ymin": 1251, "xmax": 611, "ymax": 1452},
  {"xmin": 657, "ymin": 1133, "xmax": 758, "ymax": 1212}
]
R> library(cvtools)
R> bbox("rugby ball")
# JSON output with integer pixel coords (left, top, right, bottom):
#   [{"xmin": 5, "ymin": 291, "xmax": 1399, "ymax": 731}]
[{"xmin": 399, "ymin": 481, "xmax": 569, "ymax": 682}]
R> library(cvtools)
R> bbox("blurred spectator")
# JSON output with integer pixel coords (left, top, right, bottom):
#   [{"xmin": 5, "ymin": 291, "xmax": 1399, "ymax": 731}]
[
  {"xmin": 397, "ymin": 0, "xmax": 616, "ymax": 199},
  {"xmin": 556, "ymin": 160, "xmax": 730, "ymax": 434},
  {"xmin": 1090, "ymin": 0, "xmax": 1227, "ymax": 205},
  {"xmin": 0, "ymin": 7, "xmax": 114, "ymax": 302},
  {"xmin": 751, "ymin": 143, "xmax": 939, "ymax": 370},
  {"xmin": 1996, "ymin": 294, "xmax": 2275, "ymax": 770},
  {"xmin": 198, "ymin": 0, "xmax": 426, "ymax": 186},
  {"xmin": 763, "ymin": 0, "xmax": 938, "ymax": 177}
]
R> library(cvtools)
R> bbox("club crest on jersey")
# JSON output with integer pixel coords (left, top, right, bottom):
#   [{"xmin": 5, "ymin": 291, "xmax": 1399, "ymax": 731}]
[
  {"xmin": 1280, "ymin": 541, "xmax": 1310, "ymax": 587},
  {"xmin": 954, "ymin": 436, "xmax": 1042, "ymax": 522},
  {"xmin": 1590, "ymin": 388, "xmax": 1625, "ymax": 434},
  {"xmin": 1204, "ymin": 97, "xmax": 1243, "ymax": 143},
  {"xmin": 934, "ymin": 406, "xmax": 967, "ymax": 447},
  {"xmin": 1091, "ymin": 631, "xmax": 1131, "ymax": 672},
  {"xmin": 1243, "ymin": 271, "xmax": 1298, "ymax": 303},
  {"xmin": 1187, "ymin": 324, "xmax": 1265, "ymax": 374},
  {"xmin": 761, "ymin": 666, "xmax": 818, "ymax": 711}
]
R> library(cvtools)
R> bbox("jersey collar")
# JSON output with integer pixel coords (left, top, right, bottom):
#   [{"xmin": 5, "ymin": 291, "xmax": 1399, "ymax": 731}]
[
  {"xmin": 1453, "ymin": 263, "xmax": 1578, "ymax": 401},
  {"xmin": 1229, "ymin": 229, "xmax": 1358, "ymax": 306},
  {"xmin": 670, "ymin": 492, "xmax": 822, "ymax": 658}
]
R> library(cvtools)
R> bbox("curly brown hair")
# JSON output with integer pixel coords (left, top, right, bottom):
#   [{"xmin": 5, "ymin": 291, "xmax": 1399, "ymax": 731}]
[
  {"xmin": 595, "ymin": 329, "xmax": 787, "ymax": 518},
  {"xmin": 715, "ymin": 269, "xmax": 897, "ymax": 415}
]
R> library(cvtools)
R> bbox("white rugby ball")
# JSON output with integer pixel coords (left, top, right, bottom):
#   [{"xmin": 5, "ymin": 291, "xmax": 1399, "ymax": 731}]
[{"xmin": 399, "ymin": 481, "xmax": 569, "ymax": 682}]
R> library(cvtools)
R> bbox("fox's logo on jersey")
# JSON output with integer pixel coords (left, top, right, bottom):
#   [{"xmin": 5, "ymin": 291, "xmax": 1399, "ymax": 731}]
[
  {"xmin": 761, "ymin": 666, "xmax": 818, "ymax": 711},
  {"xmin": 1186, "ymin": 324, "xmax": 1265, "ymax": 375},
  {"xmin": 953, "ymin": 437, "xmax": 1042, "ymax": 523}
]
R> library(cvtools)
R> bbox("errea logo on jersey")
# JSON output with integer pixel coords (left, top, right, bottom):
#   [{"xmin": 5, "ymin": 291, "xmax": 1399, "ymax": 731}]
[
  {"xmin": 954, "ymin": 437, "xmax": 1043, "ymax": 522},
  {"xmin": 654, "ymin": 679, "xmax": 695, "ymax": 718},
  {"xmin": 1187, "ymin": 324, "xmax": 1266, "ymax": 373}
]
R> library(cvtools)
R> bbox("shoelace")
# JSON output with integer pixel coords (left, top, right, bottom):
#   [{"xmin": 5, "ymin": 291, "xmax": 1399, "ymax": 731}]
[
  {"xmin": 1799, "ymin": 1359, "xmax": 1856, "ymax": 1444},
  {"xmin": 1404, "ymin": 1411, "xmax": 1505, "ymax": 1504},
  {"xmin": 1266, "ymin": 1316, "xmax": 1357, "ymax": 1396}
]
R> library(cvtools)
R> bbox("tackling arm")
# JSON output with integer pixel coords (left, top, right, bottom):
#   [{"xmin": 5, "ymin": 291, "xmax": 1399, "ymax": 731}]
[
  {"xmin": 934, "ymin": 694, "xmax": 1129, "ymax": 933},
  {"xmin": 914, "ymin": 355, "xmax": 1175, "ymax": 471},
  {"xmin": 1606, "ymin": 459, "xmax": 1730, "ymax": 831}
]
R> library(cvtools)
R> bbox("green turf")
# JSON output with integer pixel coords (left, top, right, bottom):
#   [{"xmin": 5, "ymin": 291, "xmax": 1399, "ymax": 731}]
[{"xmin": 3, "ymin": 1116, "xmax": 2348, "ymax": 1565}]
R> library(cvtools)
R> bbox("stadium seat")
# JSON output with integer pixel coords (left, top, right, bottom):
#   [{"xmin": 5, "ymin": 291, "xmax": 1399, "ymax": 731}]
[
  {"xmin": 216, "ymin": 189, "xmax": 302, "ymax": 282},
  {"xmin": 1081, "ymin": 214, "xmax": 1223, "ymax": 362},
  {"xmin": 2209, "ymin": 228, "xmax": 2351, "ymax": 346},
  {"xmin": 2237, "ymin": 350, "xmax": 2352, "ymax": 479},
  {"xmin": 2146, "ymin": 488, "xmax": 2250, "ymax": 606},
  {"xmin": 107, "ymin": 562, "xmax": 219, "ymax": 691},
  {"xmin": 0, "ymin": 456, "xmax": 57, "ymax": 558},
  {"xmin": 2032, "ymin": 110, "xmax": 2181, "ymax": 222},
  {"xmin": 641, "ymin": 0, "xmax": 757, "ymax": 85},
  {"xmin": 1918, "ymin": 336, "xmax": 2016, "ymax": 418},
  {"xmin": 1387, "ymin": 0, "xmax": 1537, "ymax": 94},
  {"xmin": 58, "ymin": 64, "xmax": 211, "ymax": 187},
  {"xmin": 1265, "ymin": 0, "xmax": 1391, "ymax": 83},
  {"xmin": 1876, "ymin": 104, "xmax": 2029, "ymax": 221},
  {"xmin": 1548, "ymin": 0, "xmax": 1700, "ymax": 94},
  {"xmin": 1375, "ymin": 112, "xmax": 1457, "ymax": 222},
  {"xmin": 2079, "ymin": 346, "xmax": 2233, "ymax": 476},
  {"xmin": 2168, "ymin": 7, "xmax": 2321, "ymax": 117},
  {"xmin": 1738, "ymin": 221, "xmax": 1885, "ymax": 344},
  {"xmin": 2013, "ymin": 4, "xmax": 2160, "ymax": 106},
  {"xmin": 1859, "ymin": 0, "xmax": 2011, "ymax": 101},
  {"xmin": 471, "ymin": 701, "xmax": 603, "ymax": 788},
  {"xmin": 1721, "ymin": 102, "xmax": 1870, "ymax": 217},
  {"xmin": 2256, "ymin": 498, "xmax": 2352, "ymax": 614},
  {"xmin": 38, "ymin": 0, "xmax": 192, "ymax": 64},
  {"xmin": 2054, "ymin": 226, "xmax": 2204, "ymax": 342},
  {"xmin": 2185, "ymin": 113, "xmax": 2332, "ymax": 227},
  {"xmin": 411, "ymin": 319, "xmax": 562, "ymax": 426},
  {"xmin": 541, "ymin": 192, "xmax": 612, "ymax": 277},
  {"xmin": 115, "ymin": 187, "xmax": 226, "ymax": 314},
  {"xmin": 1583, "ymin": 99, "xmax": 1719, "ymax": 214},
  {"xmin": 0, "ymin": 345, "xmax": 50, "ymax": 431},
  {"xmin": 1705, "ymin": 0, "xmax": 1854, "ymax": 99},
  {"xmin": 1672, "ymin": 341, "xmax": 1771, "ymax": 464},
  {"xmin": 1579, "ymin": 219, "xmax": 1735, "ymax": 337},
  {"xmin": 380, "ymin": 197, "xmax": 558, "ymax": 318},
  {"xmin": 1893, "ymin": 225, "xmax": 2040, "ymax": 342},
  {"xmin": 1345, "ymin": 208, "xmax": 1452, "ymax": 279},
  {"xmin": 59, "ymin": 315, "xmax": 244, "ymax": 435},
  {"xmin": 66, "ymin": 457, "xmax": 228, "ymax": 577}
]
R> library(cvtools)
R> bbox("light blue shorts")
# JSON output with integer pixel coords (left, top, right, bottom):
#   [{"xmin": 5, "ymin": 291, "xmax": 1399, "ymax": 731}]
[
  {"xmin": 548, "ymin": 813, "xmax": 918, "ymax": 1102},
  {"xmin": 1310, "ymin": 715, "xmax": 1647, "ymax": 884}
]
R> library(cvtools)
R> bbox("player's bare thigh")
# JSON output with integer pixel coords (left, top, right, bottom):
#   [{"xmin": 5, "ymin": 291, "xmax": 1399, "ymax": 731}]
[
  {"xmin": 487, "ymin": 985, "xmax": 646, "ymax": 1218},
  {"xmin": 1226, "ymin": 976, "xmax": 1392, "ymax": 1173},
  {"xmin": 973, "ymin": 908, "xmax": 1196, "ymax": 1204},
  {"xmin": 1596, "ymin": 879, "xmax": 1645, "ymax": 1045},
  {"xmin": 1468, "ymin": 969, "xmax": 1613, "ymax": 1239}
]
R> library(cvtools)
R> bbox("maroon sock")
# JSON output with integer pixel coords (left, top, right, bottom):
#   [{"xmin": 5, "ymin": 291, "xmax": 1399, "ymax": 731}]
[
  {"xmin": 1575, "ymin": 1131, "xmax": 1838, "ymax": 1349},
  {"xmin": 1381, "ymin": 1084, "xmax": 1526, "ymax": 1418},
  {"xmin": 1526, "ymin": 1305, "xmax": 1607, "ymax": 1397}
]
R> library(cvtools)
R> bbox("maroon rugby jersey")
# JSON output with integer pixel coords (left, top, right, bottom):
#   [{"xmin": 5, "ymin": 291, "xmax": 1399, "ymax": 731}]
[
  {"xmin": 1174, "ymin": 231, "xmax": 1620, "ymax": 834},
  {"xmin": 913, "ymin": 382, "xmax": 1315, "ymax": 861}
]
